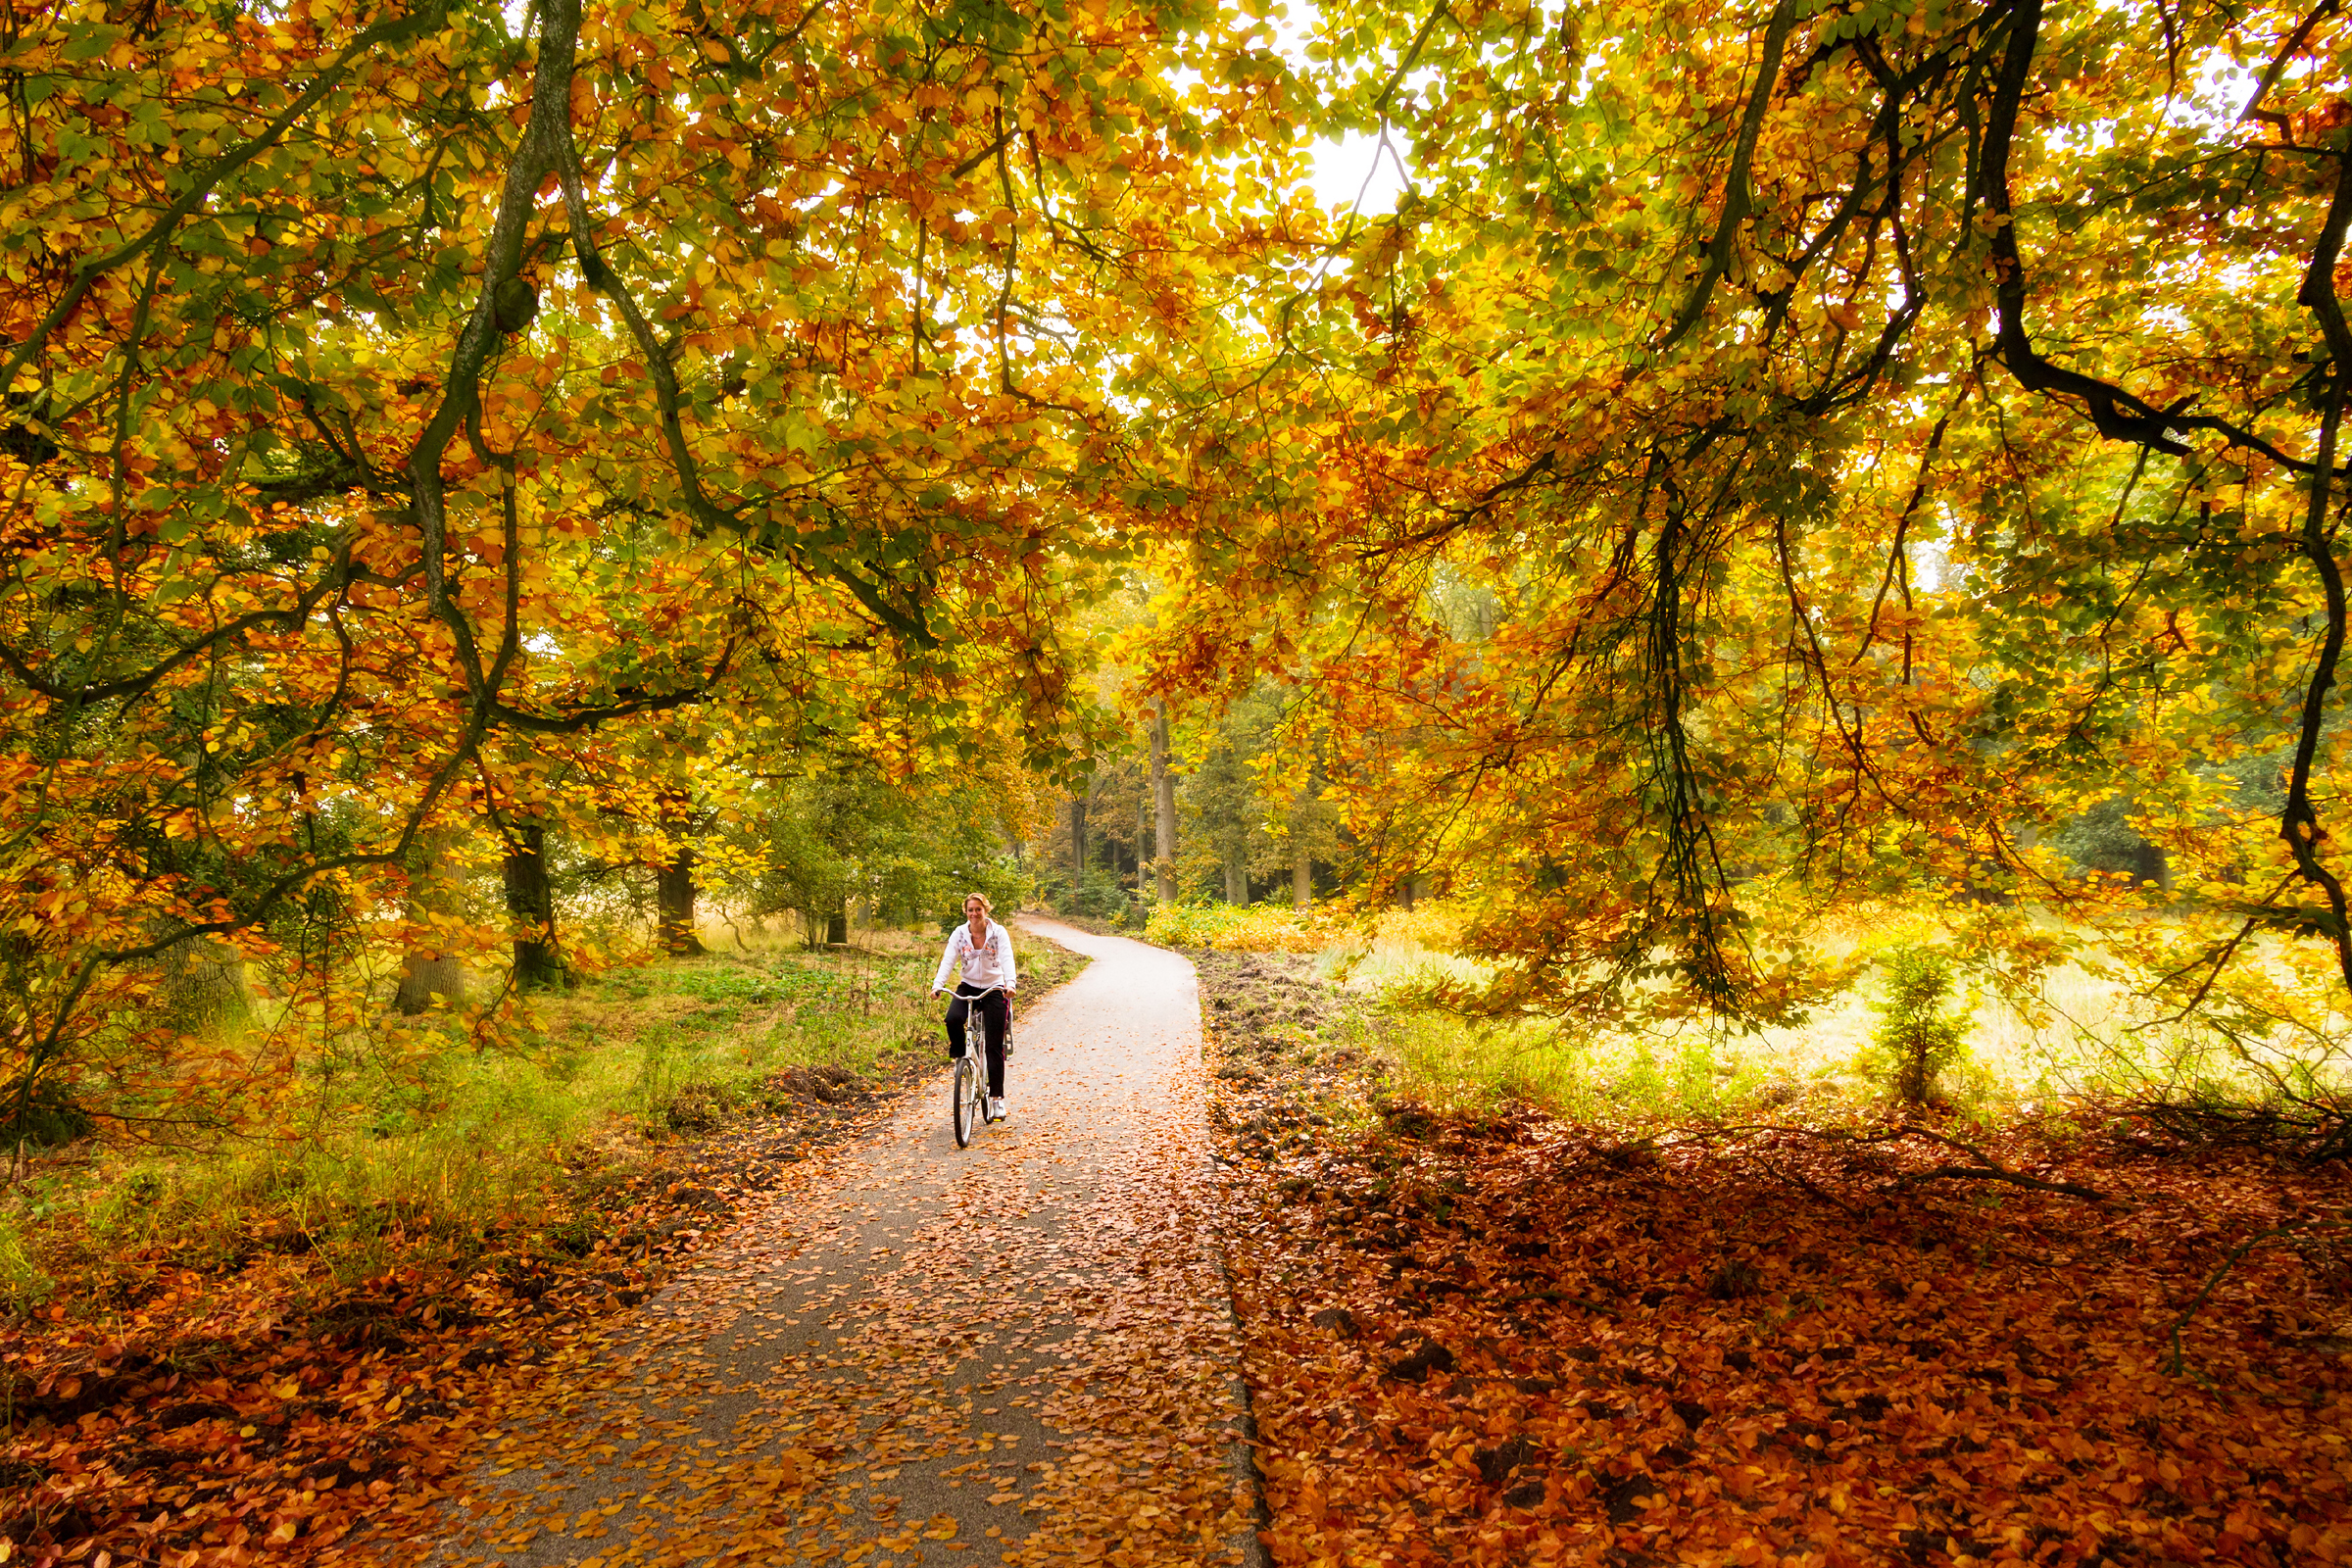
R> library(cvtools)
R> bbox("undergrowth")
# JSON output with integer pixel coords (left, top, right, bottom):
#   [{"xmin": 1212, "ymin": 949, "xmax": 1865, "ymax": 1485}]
[
  {"xmin": 1297, "ymin": 934, "xmax": 2337, "ymax": 1133},
  {"xmin": 6, "ymin": 930, "xmax": 1083, "ymax": 1307}
]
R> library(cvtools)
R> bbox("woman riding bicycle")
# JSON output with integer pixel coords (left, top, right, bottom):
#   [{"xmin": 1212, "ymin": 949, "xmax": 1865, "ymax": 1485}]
[{"xmin": 932, "ymin": 893, "xmax": 1017, "ymax": 1122}]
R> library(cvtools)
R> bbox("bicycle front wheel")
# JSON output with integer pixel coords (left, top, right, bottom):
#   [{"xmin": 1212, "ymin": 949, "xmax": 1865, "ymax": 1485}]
[{"xmin": 953, "ymin": 1054, "xmax": 981, "ymax": 1148}]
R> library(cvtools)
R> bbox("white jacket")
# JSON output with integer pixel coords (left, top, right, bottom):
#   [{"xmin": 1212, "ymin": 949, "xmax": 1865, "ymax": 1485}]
[{"xmin": 933, "ymin": 919, "xmax": 1017, "ymax": 992}]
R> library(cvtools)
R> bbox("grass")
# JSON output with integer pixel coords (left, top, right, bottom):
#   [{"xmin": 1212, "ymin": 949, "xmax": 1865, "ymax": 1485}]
[
  {"xmin": 1304, "ymin": 916, "xmax": 2352, "ymax": 1128},
  {"xmin": 8, "ymin": 925, "xmax": 1085, "ymax": 1306}
]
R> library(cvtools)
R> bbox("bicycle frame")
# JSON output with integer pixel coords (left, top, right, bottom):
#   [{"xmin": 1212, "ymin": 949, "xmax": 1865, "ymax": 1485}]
[
  {"xmin": 949, "ymin": 982, "xmax": 1006, "ymax": 1147},
  {"xmin": 954, "ymin": 983, "xmax": 1007, "ymax": 1052}
]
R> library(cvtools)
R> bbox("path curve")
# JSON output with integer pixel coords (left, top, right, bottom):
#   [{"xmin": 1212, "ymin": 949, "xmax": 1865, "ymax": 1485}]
[{"xmin": 423, "ymin": 917, "xmax": 1257, "ymax": 1568}]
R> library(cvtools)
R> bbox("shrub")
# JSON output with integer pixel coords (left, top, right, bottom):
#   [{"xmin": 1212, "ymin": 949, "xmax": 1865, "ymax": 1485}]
[
  {"xmin": 1369, "ymin": 900, "xmax": 1466, "ymax": 952},
  {"xmin": 1866, "ymin": 946, "xmax": 1971, "ymax": 1105},
  {"xmin": 1144, "ymin": 903, "xmax": 1336, "ymax": 953},
  {"xmin": 1145, "ymin": 903, "xmax": 1244, "ymax": 948}
]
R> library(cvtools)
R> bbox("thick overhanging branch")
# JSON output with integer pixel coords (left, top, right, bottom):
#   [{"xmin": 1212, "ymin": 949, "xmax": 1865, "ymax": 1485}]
[
  {"xmin": 14, "ymin": 0, "xmax": 573, "ymax": 1059},
  {"xmin": 0, "ymin": 537, "xmax": 384, "ymax": 707},
  {"xmin": 1961, "ymin": 0, "xmax": 2352, "ymax": 1002},
  {"xmin": 492, "ymin": 636, "xmax": 741, "ymax": 733},
  {"xmin": 404, "ymin": 0, "xmax": 578, "ymax": 693},
  {"xmin": 547, "ymin": 99, "xmax": 937, "ymax": 648},
  {"xmin": 2281, "ymin": 129, "xmax": 2352, "ymax": 996},
  {"xmin": 1977, "ymin": 0, "xmax": 2316, "ymax": 471},
  {"xmin": 1656, "ymin": 0, "xmax": 1801, "ymax": 354}
]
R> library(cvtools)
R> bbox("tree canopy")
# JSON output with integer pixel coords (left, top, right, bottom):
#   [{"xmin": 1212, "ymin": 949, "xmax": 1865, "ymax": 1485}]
[
  {"xmin": 1132, "ymin": 0, "xmax": 2352, "ymax": 1034},
  {"xmin": 1, "ymin": 0, "xmax": 1313, "ymax": 1125},
  {"xmin": 6, "ymin": 0, "xmax": 2352, "ymax": 1127}
]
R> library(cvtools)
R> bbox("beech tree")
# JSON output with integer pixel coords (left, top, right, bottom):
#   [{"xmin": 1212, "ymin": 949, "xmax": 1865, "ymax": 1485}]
[
  {"xmin": 0, "ymin": 0, "xmax": 1309, "ymax": 1129},
  {"xmin": 1142, "ymin": 0, "xmax": 2352, "ymax": 1033}
]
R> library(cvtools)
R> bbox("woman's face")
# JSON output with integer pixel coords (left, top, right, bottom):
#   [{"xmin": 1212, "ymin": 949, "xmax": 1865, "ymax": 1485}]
[{"xmin": 965, "ymin": 898, "xmax": 986, "ymax": 927}]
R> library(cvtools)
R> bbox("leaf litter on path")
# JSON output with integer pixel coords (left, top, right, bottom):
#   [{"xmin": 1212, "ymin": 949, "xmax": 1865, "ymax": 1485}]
[
  {"xmin": 0, "ymin": 1087, "xmax": 902, "ymax": 1568},
  {"xmin": 343, "ymin": 918, "xmax": 1254, "ymax": 1568}
]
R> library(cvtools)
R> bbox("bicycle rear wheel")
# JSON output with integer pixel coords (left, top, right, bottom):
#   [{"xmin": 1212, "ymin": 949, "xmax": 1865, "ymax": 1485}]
[{"xmin": 953, "ymin": 1054, "xmax": 981, "ymax": 1148}]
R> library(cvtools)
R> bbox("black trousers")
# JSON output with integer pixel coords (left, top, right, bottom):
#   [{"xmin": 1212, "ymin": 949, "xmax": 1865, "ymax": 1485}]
[{"xmin": 945, "ymin": 984, "xmax": 1008, "ymax": 1097}]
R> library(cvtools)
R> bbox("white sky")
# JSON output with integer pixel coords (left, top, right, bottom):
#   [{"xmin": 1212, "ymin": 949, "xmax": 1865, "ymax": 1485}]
[
  {"xmin": 1278, "ymin": 0, "xmax": 1410, "ymax": 217},
  {"xmin": 1309, "ymin": 128, "xmax": 1408, "ymax": 216}
]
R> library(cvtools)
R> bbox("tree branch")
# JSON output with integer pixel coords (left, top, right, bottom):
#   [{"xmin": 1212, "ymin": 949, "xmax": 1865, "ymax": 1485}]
[
  {"xmin": 0, "ymin": 4, "xmax": 449, "ymax": 399},
  {"xmin": 1657, "ymin": 0, "xmax": 1801, "ymax": 353},
  {"xmin": 2240, "ymin": 0, "xmax": 2340, "ymax": 126},
  {"xmin": 491, "ymin": 638, "xmax": 740, "ymax": 733},
  {"xmin": 2166, "ymin": 1218, "xmax": 2348, "ymax": 1375},
  {"xmin": 1976, "ymin": 0, "xmax": 2317, "ymax": 469},
  {"xmin": 2282, "ymin": 128, "xmax": 2352, "ymax": 994}
]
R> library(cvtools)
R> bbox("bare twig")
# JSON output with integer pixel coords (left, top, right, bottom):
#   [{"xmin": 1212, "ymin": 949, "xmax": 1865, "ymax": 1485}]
[
  {"xmin": 1760, "ymin": 1156, "xmax": 1862, "ymax": 1216},
  {"xmin": 1891, "ymin": 1163, "xmax": 2109, "ymax": 1201},
  {"xmin": 1887, "ymin": 1123, "xmax": 2110, "ymax": 1201},
  {"xmin": 1663, "ymin": 1120, "xmax": 2109, "ymax": 1201},
  {"xmin": 2167, "ymin": 1218, "xmax": 2350, "ymax": 1376}
]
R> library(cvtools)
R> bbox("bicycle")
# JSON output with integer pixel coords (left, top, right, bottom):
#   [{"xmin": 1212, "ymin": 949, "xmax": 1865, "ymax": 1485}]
[{"xmin": 950, "ymin": 984, "xmax": 1007, "ymax": 1149}]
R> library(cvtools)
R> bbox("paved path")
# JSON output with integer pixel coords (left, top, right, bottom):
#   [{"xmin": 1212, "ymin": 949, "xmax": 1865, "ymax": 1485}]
[{"xmin": 426, "ymin": 919, "xmax": 1256, "ymax": 1568}]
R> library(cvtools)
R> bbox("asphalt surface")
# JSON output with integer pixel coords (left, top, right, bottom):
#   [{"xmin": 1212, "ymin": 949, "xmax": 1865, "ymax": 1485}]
[{"xmin": 425, "ymin": 917, "xmax": 1259, "ymax": 1568}]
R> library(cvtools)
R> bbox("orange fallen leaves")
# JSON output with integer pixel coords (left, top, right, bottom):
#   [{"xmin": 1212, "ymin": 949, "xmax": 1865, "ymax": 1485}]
[
  {"xmin": 1221, "ymin": 1116, "xmax": 2352, "ymax": 1566},
  {"xmin": 1199, "ymin": 960, "xmax": 2352, "ymax": 1568},
  {"xmin": 0, "ymin": 1092, "xmax": 910, "ymax": 1568},
  {"xmin": 328, "ymin": 929, "xmax": 1250, "ymax": 1568}
]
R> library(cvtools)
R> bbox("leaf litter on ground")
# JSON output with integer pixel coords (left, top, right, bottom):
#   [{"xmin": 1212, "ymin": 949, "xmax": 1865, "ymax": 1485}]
[
  {"xmin": 1192, "ymin": 949, "xmax": 2352, "ymax": 1567},
  {"xmin": 0, "ymin": 1067, "xmax": 911, "ymax": 1568}
]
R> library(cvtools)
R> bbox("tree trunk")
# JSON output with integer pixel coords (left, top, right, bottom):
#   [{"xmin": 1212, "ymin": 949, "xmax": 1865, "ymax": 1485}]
[
  {"xmin": 1224, "ymin": 851, "xmax": 1248, "ymax": 906},
  {"xmin": 1293, "ymin": 842, "xmax": 1312, "ymax": 910},
  {"xmin": 658, "ymin": 845, "xmax": 706, "ymax": 956},
  {"xmin": 1152, "ymin": 703, "xmax": 1177, "ymax": 904},
  {"xmin": 158, "ymin": 931, "xmax": 249, "ymax": 1030},
  {"xmin": 503, "ymin": 822, "xmax": 565, "ymax": 990},
  {"xmin": 394, "ymin": 949, "xmax": 468, "ymax": 1015},
  {"xmin": 1068, "ymin": 794, "xmax": 1089, "ymax": 877},
  {"xmin": 393, "ymin": 834, "xmax": 466, "ymax": 1015}
]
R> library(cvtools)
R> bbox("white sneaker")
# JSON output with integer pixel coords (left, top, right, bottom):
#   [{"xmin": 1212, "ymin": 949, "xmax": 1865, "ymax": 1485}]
[{"xmin": 987, "ymin": 1097, "xmax": 1005, "ymax": 1121}]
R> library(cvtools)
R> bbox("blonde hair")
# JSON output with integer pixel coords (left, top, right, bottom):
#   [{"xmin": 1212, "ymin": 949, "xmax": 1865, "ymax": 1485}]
[{"xmin": 962, "ymin": 892, "xmax": 994, "ymax": 915}]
